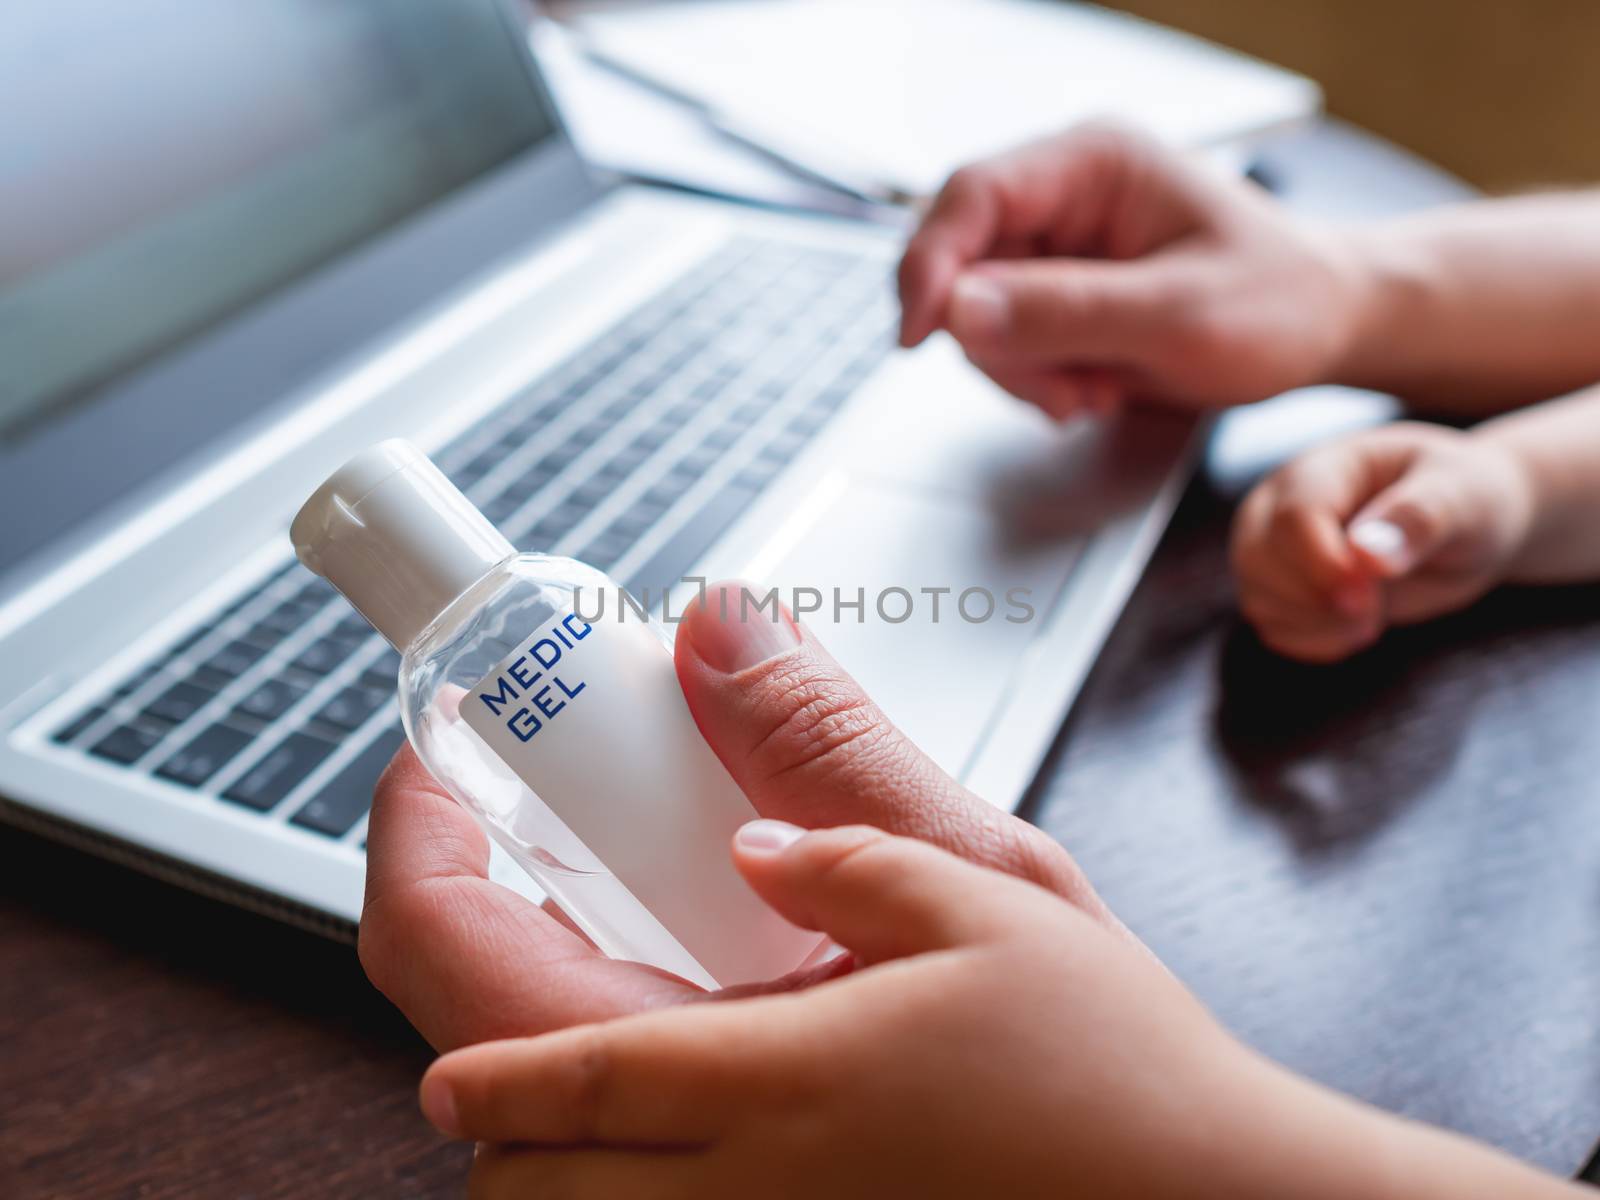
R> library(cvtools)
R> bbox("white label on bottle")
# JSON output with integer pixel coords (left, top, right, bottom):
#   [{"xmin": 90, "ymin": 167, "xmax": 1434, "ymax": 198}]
[{"xmin": 460, "ymin": 611, "xmax": 820, "ymax": 986}]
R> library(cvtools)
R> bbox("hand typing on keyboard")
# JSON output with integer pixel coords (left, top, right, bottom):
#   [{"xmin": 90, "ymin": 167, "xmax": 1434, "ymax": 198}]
[{"xmin": 371, "ymin": 583, "xmax": 1578, "ymax": 1198}]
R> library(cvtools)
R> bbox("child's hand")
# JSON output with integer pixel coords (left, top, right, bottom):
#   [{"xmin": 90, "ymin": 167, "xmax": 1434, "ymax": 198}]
[{"xmin": 1230, "ymin": 422, "xmax": 1535, "ymax": 663}]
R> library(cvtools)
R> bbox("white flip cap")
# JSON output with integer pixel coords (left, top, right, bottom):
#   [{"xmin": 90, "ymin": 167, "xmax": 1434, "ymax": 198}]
[{"xmin": 291, "ymin": 439, "xmax": 514, "ymax": 651}]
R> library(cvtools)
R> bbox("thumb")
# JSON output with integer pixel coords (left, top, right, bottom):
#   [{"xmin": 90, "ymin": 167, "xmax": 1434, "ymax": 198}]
[
  {"xmin": 675, "ymin": 581, "xmax": 1105, "ymax": 915},
  {"xmin": 945, "ymin": 258, "xmax": 1174, "ymax": 361},
  {"xmin": 1346, "ymin": 465, "xmax": 1460, "ymax": 578},
  {"xmin": 732, "ymin": 821, "xmax": 1049, "ymax": 963}
]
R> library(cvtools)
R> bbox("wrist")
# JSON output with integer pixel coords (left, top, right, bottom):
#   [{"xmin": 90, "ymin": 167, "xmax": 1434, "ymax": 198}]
[
  {"xmin": 1232, "ymin": 1057, "xmax": 1581, "ymax": 1200},
  {"xmin": 1472, "ymin": 414, "xmax": 1570, "ymax": 584},
  {"xmin": 1324, "ymin": 221, "xmax": 1442, "ymax": 392}
]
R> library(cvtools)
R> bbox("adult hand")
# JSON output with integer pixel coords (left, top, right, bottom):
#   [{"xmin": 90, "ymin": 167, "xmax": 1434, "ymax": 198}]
[
  {"xmin": 358, "ymin": 582, "xmax": 1113, "ymax": 1051},
  {"xmin": 1230, "ymin": 422, "xmax": 1535, "ymax": 662},
  {"xmin": 897, "ymin": 123, "xmax": 1369, "ymax": 417},
  {"xmin": 423, "ymin": 823, "xmax": 1571, "ymax": 1200}
]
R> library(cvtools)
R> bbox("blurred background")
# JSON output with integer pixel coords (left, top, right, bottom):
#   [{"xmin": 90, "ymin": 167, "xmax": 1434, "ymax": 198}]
[{"xmin": 1105, "ymin": 0, "xmax": 1600, "ymax": 192}]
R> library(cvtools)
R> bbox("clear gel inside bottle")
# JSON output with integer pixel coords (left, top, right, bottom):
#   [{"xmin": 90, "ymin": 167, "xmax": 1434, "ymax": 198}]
[{"xmin": 291, "ymin": 439, "xmax": 823, "ymax": 990}]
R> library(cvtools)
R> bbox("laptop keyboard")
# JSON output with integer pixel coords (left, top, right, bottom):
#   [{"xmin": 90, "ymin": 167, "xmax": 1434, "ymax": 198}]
[{"xmin": 44, "ymin": 235, "xmax": 895, "ymax": 845}]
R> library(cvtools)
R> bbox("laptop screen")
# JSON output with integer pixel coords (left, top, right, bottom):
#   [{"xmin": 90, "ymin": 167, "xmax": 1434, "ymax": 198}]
[{"xmin": 0, "ymin": 0, "xmax": 561, "ymax": 581}]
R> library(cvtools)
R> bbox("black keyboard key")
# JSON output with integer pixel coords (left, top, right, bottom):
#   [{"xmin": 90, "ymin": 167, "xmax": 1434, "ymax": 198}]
[
  {"xmin": 676, "ymin": 443, "xmax": 720, "ymax": 474},
  {"xmin": 727, "ymin": 399, "xmax": 768, "ymax": 426},
  {"xmin": 239, "ymin": 619, "xmax": 291, "ymax": 651},
  {"xmin": 530, "ymin": 396, "xmax": 570, "ymax": 424},
  {"xmin": 89, "ymin": 724, "xmax": 164, "ymax": 766},
  {"xmin": 142, "ymin": 680, "xmax": 215, "ymax": 726},
  {"xmin": 362, "ymin": 650, "xmax": 402, "ymax": 688},
  {"xmin": 787, "ymin": 408, "xmax": 831, "ymax": 437},
  {"xmin": 570, "ymin": 477, "xmax": 611, "ymax": 508},
  {"xmin": 233, "ymin": 678, "xmax": 310, "ymax": 723},
  {"xmin": 641, "ymin": 480, "xmax": 685, "ymax": 509},
  {"xmin": 311, "ymin": 686, "xmax": 391, "ymax": 733},
  {"xmin": 605, "ymin": 509, "xmax": 656, "ymax": 541},
  {"xmin": 512, "ymin": 464, "xmax": 560, "ymax": 495},
  {"xmin": 200, "ymin": 639, "xmax": 269, "ymax": 679},
  {"xmin": 293, "ymin": 577, "xmax": 337, "ymax": 607},
  {"xmin": 461, "ymin": 449, "xmax": 503, "ymax": 480},
  {"xmin": 165, "ymin": 624, "xmax": 214, "ymax": 657},
  {"xmin": 626, "ymin": 481, "xmax": 759, "ymax": 599},
  {"xmin": 255, "ymin": 599, "xmax": 320, "ymax": 637},
  {"xmin": 602, "ymin": 443, "xmax": 652, "ymax": 475},
  {"xmin": 110, "ymin": 668, "xmax": 157, "ymax": 699},
  {"xmin": 329, "ymin": 612, "xmax": 374, "ymax": 643},
  {"xmin": 290, "ymin": 636, "xmax": 355, "ymax": 677},
  {"xmin": 532, "ymin": 501, "xmax": 588, "ymax": 537},
  {"xmin": 222, "ymin": 732, "xmax": 337, "ymax": 812},
  {"xmin": 812, "ymin": 387, "xmax": 852, "ymax": 413},
  {"xmin": 291, "ymin": 729, "xmax": 406, "ymax": 837},
  {"xmin": 735, "ymin": 457, "xmax": 786, "ymax": 490},
  {"xmin": 52, "ymin": 706, "xmax": 107, "ymax": 745},
  {"xmin": 483, "ymin": 492, "xmax": 525, "ymax": 523},
  {"xmin": 579, "ymin": 534, "xmax": 631, "ymax": 570},
  {"xmin": 761, "ymin": 429, "xmax": 810, "ymax": 463},
  {"xmin": 629, "ymin": 427, "xmax": 670, "ymax": 453},
  {"xmin": 591, "ymin": 458, "xmax": 633, "ymax": 487},
  {"xmin": 154, "ymin": 722, "xmax": 253, "ymax": 788}
]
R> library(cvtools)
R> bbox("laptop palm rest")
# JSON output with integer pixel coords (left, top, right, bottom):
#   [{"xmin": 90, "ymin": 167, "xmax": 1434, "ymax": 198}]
[{"xmin": 750, "ymin": 476, "xmax": 1084, "ymax": 780}]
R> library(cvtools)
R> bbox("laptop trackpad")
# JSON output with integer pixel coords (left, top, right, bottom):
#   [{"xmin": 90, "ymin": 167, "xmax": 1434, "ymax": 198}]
[{"xmin": 740, "ymin": 476, "xmax": 1082, "ymax": 784}]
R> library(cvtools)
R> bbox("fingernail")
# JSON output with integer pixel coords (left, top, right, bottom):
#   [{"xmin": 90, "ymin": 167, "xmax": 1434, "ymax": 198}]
[
  {"xmin": 1349, "ymin": 519, "xmax": 1409, "ymax": 572},
  {"xmin": 950, "ymin": 274, "xmax": 1009, "ymax": 338},
  {"xmin": 420, "ymin": 1074, "xmax": 460, "ymax": 1137},
  {"xmin": 735, "ymin": 818, "xmax": 806, "ymax": 855},
  {"xmin": 687, "ymin": 582, "xmax": 801, "ymax": 673}
]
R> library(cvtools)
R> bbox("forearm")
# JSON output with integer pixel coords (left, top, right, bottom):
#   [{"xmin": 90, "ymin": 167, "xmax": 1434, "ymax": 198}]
[
  {"xmin": 1330, "ymin": 193, "xmax": 1600, "ymax": 412},
  {"xmin": 1472, "ymin": 385, "xmax": 1600, "ymax": 582},
  {"xmin": 1227, "ymin": 1054, "xmax": 1584, "ymax": 1200}
]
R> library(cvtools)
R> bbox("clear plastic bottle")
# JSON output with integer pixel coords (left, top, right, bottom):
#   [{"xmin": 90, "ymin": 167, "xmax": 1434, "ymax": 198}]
[{"xmin": 291, "ymin": 440, "xmax": 823, "ymax": 989}]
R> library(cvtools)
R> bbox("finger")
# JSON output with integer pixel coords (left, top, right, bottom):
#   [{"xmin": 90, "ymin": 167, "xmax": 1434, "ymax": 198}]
[
  {"xmin": 1235, "ymin": 570, "xmax": 1376, "ymax": 636},
  {"xmin": 966, "ymin": 355, "xmax": 1123, "ymax": 422},
  {"xmin": 1251, "ymin": 617, "xmax": 1382, "ymax": 665},
  {"xmin": 1239, "ymin": 431, "xmax": 1445, "ymax": 610},
  {"xmin": 673, "ymin": 582, "xmax": 1105, "ymax": 917},
  {"xmin": 426, "ymin": 996, "xmax": 810, "ymax": 1145},
  {"xmin": 1346, "ymin": 464, "xmax": 1463, "ymax": 578},
  {"xmin": 361, "ymin": 746, "xmax": 695, "ymax": 1051},
  {"xmin": 732, "ymin": 822, "xmax": 1047, "ymax": 962},
  {"xmin": 945, "ymin": 258, "xmax": 1181, "ymax": 364},
  {"xmin": 1231, "ymin": 477, "xmax": 1367, "ymax": 619},
  {"xmin": 897, "ymin": 123, "xmax": 1194, "ymax": 347},
  {"xmin": 469, "ymin": 1144, "xmax": 698, "ymax": 1200}
]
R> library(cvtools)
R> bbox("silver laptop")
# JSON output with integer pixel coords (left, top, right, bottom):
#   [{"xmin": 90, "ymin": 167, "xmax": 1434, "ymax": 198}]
[{"xmin": 0, "ymin": 0, "xmax": 1217, "ymax": 935}]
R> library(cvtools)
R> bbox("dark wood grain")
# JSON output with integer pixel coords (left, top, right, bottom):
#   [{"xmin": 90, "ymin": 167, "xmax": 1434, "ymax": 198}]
[
  {"xmin": 6, "ymin": 121, "xmax": 1595, "ymax": 1197},
  {"xmin": 0, "ymin": 831, "xmax": 469, "ymax": 1198},
  {"xmin": 1023, "ymin": 475, "xmax": 1600, "ymax": 1178}
]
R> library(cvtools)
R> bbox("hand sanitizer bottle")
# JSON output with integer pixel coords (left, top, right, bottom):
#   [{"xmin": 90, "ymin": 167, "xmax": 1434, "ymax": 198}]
[{"xmin": 290, "ymin": 439, "xmax": 822, "ymax": 989}]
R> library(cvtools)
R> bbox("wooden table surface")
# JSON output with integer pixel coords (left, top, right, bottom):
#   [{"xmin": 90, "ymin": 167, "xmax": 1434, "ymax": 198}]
[{"xmin": 7, "ymin": 123, "xmax": 1600, "ymax": 1196}]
